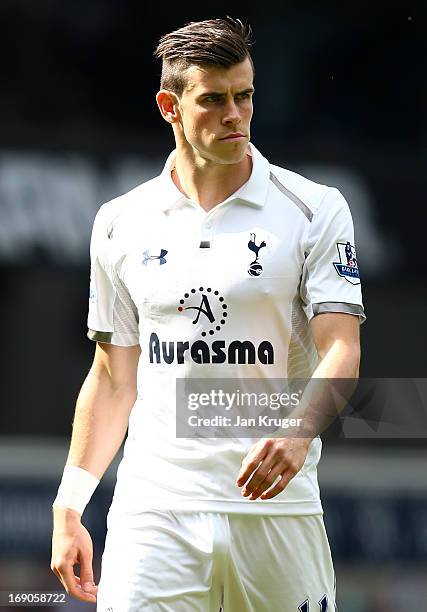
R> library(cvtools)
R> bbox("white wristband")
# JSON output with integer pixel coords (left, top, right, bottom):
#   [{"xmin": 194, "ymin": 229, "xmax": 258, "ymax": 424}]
[{"xmin": 52, "ymin": 465, "xmax": 100, "ymax": 517}]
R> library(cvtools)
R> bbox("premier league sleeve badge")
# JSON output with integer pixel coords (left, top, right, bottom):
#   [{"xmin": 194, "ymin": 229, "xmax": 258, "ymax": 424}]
[{"xmin": 333, "ymin": 241, "xmax": 360, "ymax": 284}]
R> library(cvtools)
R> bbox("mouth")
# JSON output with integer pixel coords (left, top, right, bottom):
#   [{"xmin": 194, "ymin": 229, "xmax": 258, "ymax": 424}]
[{"xmin": 219, "ymin": 133, "xmax": 246, "ymax": 141}]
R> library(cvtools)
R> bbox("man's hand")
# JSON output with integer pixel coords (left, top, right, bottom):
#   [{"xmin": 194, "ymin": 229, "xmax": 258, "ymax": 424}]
[
  {"xmin": 236, "ymin": 437, "xmax": 311, "ymax": 500},
  {"xmin": 50, "ymin": 507, "xmax": 98, "ymax": 603}
]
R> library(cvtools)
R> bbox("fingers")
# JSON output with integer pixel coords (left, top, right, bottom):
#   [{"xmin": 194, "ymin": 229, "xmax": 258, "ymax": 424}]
[
  {"xmin": 260, "ymin": 471, "xmax": 295, "ymax": 499},
  {"xmin": 236, "ymin": 438, "xmax": 309, "ymax": 500},
  {"xmin": 60, "ymin": 566, "xmax": 96, "ymax": 603},
  {"xmin": 237, "ymin": 438, "xmax": 284, "ymax": 497},
  {"xmin": 75, "ymin": 575, "xmax": 98, "ymax": 593},
  {"xmin": 51, "ymin": 559, "xmax": 97, "ymax": 603},
  {"xmin": 236, "ymin": 440, "xmax": 271, "ymax": 487},
  {"xmin": 243, "ymin": 464, "xmax": 284, "ymax": 500}
]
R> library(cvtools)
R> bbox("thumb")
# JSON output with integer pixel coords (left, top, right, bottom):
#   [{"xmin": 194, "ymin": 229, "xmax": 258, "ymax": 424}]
[{"xmin": 80, "ymin": 556, "xmax": 96, "ymax": 592}]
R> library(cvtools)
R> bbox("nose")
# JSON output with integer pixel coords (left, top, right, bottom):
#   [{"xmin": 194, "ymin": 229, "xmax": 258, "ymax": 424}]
[{"xmin": 222, "ymin": 98, "xmax": 241, "ymax": 126}]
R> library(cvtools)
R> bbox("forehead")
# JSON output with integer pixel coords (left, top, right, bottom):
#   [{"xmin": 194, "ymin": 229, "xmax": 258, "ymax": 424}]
[{"xmin": 183, "ymin": 57, "xmax": 254, "ymax": 94}]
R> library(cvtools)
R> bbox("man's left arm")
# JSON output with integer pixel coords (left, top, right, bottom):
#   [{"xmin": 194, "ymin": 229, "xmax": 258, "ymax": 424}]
[{"xmin": 236, "ymin": 312, "xmax": 360, "ymax": 500}]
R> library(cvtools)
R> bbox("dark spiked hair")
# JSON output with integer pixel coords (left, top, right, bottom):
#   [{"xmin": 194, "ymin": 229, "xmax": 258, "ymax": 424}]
[{"xmin": 154, "ymin": 17, "xmax": 254, "ymax": 96}]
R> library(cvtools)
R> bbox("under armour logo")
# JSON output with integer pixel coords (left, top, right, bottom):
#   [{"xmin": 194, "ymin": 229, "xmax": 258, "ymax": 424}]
[{"xmin": 142, "ymin": 249, "xmax": 168, "ymax": 265}]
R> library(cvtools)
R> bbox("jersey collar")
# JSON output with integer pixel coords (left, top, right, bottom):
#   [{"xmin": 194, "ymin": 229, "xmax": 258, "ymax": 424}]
[{"xmin": 158, "ymin": 142, "xmax": 270, "ymax": 212}]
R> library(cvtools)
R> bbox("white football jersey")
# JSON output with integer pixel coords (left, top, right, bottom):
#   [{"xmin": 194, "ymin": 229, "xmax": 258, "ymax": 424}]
[{"xmin": 87, "ymin": 144, "xmax": 365, "ymax": 515}]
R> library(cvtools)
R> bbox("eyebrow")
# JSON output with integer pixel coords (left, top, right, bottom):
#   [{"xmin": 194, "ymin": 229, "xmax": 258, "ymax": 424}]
[{"xmin": 198, "ymin": 87, "xmax": 255, "ymax": 99}]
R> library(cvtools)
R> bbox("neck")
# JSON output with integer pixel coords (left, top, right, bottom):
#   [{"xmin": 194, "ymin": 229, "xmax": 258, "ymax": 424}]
[{"xmin": 171, "ymin": 143, "xmax": 252, "ymax": 212}]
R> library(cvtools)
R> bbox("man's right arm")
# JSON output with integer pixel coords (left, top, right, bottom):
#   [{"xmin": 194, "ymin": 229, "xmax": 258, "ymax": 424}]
[
  {"xmin": 51, "ymin": 341, "xmax": 140, "ymax": 602},
  {"xmin": 64, "ymin": 341, "xmax": 140, "ymax": 479}
]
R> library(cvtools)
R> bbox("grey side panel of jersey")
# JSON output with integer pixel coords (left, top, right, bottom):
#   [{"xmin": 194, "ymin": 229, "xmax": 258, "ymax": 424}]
[
  {"xmin": 269, "ymin": 172, "xmax": 313, "ymax": 222},
  {"xmin": 313, "ymin": 302, "xmax": 366, "ymax": 321},
  {"xmin": 87, "ymin": 329, "xmax": 113, "ymax": 343},
  {"xmin": 112, "ymin": 271, "xmax": 140, "ymax": 336},
  {"xmin": 287, "ymin": 293, "xmax": 318, "ymax": 380}
]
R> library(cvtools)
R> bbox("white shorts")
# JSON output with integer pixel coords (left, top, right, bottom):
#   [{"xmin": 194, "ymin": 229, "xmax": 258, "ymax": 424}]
[{"xmin": 96, "ymin": 508, "xmax": 336, "ymax": 612}]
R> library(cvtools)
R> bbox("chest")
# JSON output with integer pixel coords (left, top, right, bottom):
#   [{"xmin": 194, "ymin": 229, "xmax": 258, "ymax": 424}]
[{"xmin": 114, "ymin": 207, "xmax": 306, "ymax": 317}]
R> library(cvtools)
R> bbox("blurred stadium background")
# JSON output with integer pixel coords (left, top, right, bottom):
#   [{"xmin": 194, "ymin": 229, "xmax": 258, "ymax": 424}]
[{"xmin": 0, "ymin": 1, "xmax": 426, "ymax": 610}]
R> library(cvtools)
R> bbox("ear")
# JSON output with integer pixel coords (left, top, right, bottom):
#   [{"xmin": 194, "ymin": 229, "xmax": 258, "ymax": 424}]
[{"xmin": 156, "ymin": 90, "xmax": 181, "ymax": 124}]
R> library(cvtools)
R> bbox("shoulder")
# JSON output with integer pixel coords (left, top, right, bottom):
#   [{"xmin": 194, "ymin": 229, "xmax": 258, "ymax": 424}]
[
  {"xmin": 269, "ymin": 163, "xmax": 348, "ymax": 219},
  {"xmin": 94, "ymin": 174, "xmax": 163, "ymax": 231}
]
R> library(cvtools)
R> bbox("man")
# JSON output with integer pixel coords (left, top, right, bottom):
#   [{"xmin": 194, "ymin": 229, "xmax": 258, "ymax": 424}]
[{"xmin": 51, "ymin": 17, "xmax": 365, "ymax": 611}]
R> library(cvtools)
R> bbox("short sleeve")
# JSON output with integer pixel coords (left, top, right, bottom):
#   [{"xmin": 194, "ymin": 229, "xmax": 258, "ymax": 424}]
[
  {"xmin": 300, "ymin": 188, "xmax": 366, "ymax": 323},
  {"xmin": 87, "ymin": 206, "xmax": 140, "ymax": 346}
]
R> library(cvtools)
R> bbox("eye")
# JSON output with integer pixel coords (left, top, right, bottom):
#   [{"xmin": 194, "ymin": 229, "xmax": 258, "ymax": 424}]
[
  {"xmin": 235, "ymin": 92, "xmax": 254, "ymax": 102},
  {"xmin": 204, "ymin": 95, "xmax": 220, "ymax": 103}
]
